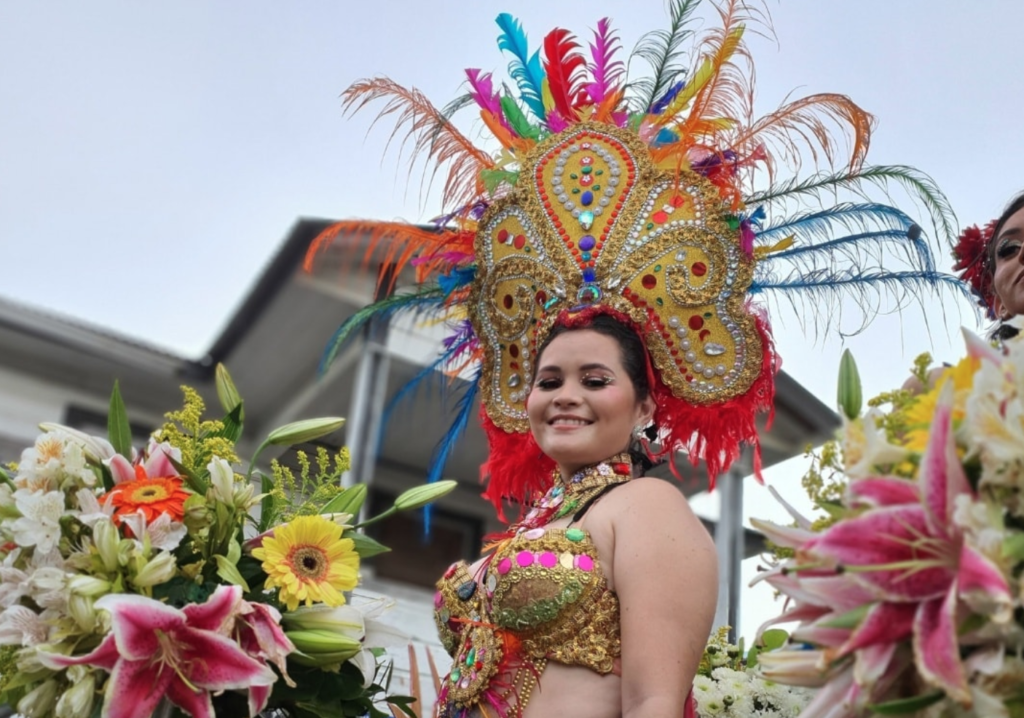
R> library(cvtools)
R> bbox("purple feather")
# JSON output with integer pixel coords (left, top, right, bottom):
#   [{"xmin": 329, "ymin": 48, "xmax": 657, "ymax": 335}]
[
  {"xmin": 586, "ymin": 18, "xmax": 624, "ymax": 104},
  {"xmin": 546, "ymin": 111, "xmax": 569, "ymax": 133},
  {"xmin": 465, "ymin": 69, "xmax": 502, "ymax": 115}
]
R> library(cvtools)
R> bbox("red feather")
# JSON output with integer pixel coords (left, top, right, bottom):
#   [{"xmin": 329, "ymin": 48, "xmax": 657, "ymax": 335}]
[{"xmin": 542, "ymin": 28, "xmax": 587, "ymax": 123}]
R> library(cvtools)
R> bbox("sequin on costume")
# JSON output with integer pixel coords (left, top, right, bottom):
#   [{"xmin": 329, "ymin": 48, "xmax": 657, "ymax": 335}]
[{"xmin": 433, "ymin": 455, "xmax": 631, "ymax": 717}]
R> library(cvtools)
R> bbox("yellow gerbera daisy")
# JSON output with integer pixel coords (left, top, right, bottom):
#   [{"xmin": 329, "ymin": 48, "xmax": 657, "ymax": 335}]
[
  {"xmin": 253, "ymin": 515, "xmax": 359, "ymax": 611},
  {"xmin": 902, "ymin": 356, "xmax": 979, "ymax": 452}
]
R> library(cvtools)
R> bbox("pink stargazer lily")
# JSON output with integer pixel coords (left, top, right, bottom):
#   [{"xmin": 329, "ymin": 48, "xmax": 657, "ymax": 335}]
[
  {"xmin": 761, "ymin": 385, "xmax": 1012, "ymax": 707},
  {"xmin": 39, "ymin": 585, "xmax": 277, "ymax": 718}
]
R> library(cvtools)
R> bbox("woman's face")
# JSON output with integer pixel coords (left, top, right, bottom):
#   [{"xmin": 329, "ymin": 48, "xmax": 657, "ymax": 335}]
[
  {"xmin": 992, "ymin": 206, "xmax": 1024, "ymax": 319},
  {"xmin": 527, "ymin": 329, "xmax": 655, "ymax": 479}
]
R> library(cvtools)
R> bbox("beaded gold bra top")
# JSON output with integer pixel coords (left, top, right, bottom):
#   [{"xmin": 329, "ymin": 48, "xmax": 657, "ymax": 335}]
[{"xmin": 433, "ymin": 455, "xmax": 631, "ymax": 718}]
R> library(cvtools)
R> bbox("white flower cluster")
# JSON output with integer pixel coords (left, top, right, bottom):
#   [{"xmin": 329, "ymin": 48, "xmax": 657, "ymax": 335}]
[{"xmin": 692, "ymin": 666, "xmax": 813, "ymax": 718}]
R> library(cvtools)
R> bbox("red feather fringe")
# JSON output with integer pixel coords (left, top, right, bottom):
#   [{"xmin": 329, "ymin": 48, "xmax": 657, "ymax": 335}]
[{"xmin": 478, "ymin": 305, "xmax": 778, "ymax": 515}]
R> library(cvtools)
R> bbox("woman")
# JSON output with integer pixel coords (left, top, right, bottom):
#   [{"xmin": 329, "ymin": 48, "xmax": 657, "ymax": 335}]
[
  {"xmin": 985, "ymin": 192, "xmax": 1024, "ymax": 337},
  {"xmin": 311, "ymin": 4, "xmax": 957, "ymax": 715},
  {"xmin": 435, "ymin": 313, "xmax": 716, "ymax": 717}
]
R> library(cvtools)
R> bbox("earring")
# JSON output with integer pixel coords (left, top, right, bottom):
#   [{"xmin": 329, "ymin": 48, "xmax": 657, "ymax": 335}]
[{"xmin": 632, "ymin": 424, "xmax": 645, "ymax": 441}]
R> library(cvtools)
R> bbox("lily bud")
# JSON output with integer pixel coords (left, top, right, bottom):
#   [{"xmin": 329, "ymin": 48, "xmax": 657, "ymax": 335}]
[
  {"xmin": 132, "ymin": 551, "xmax": 177, "ymax": 588},
  {"xmin": 55, "ymin": 671, "xmax": 95, "ymax": 718},
  {"xmin": 266, "ymin": 418, "xmax": 346, "ymax": 446},
  {"xmin": 68, "ymin": 575, "xmax": 111, "ymax": 598},
  {"xmin": 836, "ymin": 349, "xmax": 863, "ymax": 420},
  {"xmin": 183, "ymin": 493, "xmax": 212, "ymax": 530},
  {"xmin": 215, "ymin": 363, "xmax": 244, "ymax": 420},
  {"xmin": 393, "ymin": 480, "xmax": 458, "ymax": 512},
  {"xmin": 17, "ymin": 679, "xmax": 59, "ymax": 717},
  {"xmin": 92, "ymin": 519, "xmax": 120, "ymax": 573},
  {"xmin": 208, "ymin": 457, "xmax": 236, "ymax": 505},
  {"xmin": 284, "ymin": 628, "xmax": 362, "ymax": 664},
  {"xmin": 282, "ymin": 605, "xmax": 363, "ymax": 635},
  {"xmin": 68, "ymin": 594, "xmax": 97, "ymax": 632}
]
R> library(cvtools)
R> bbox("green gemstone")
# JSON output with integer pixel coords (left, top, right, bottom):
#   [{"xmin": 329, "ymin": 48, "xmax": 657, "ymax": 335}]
[
  {"xmin": 565, "ymin": 528, "xmax": 586, "ymax": 542},
  {"xmin": 581, "ymin": 166, "xmax": 592, "ymax": 175},
  {"xmin": 646, "ymin": 222, "xmax": 654, "ymax": 230},
  {"xmin": 466, "ymin": 647, "xmax": 476, "ymax": 666},
  {"xmin": 593, "ymin": 184, "xmax": 601, "ymax": 191},
  {"xmin": 704, "ymin": 312, "xmax": 713, "ymax": 318},
  {"xmin": 581, "ymin": 252, "xmax": 592, "ymax": 261},
  {"xmin": 572, "ymin": 187, "xmax": 580, "ymax": 194},
  {"xmin": 654, "ymin": 264, "xmax": 662, "ymax": 272},
  {"xmin": 596, "ymin": 169, "xmax": 604, "ymax": 176},
  {"xmin": 656, "ymin": 297, "xmax": 664, "ymax": 306},
  {"xmin": 570, "ymin": 173, "xmax": 579, "ymax": 180},
  {"xmin": 525, "ymin": 246, "xmax": 532, "ymax": 252},
  {"xmin": 451, "ymin": 668, "xmax": 461, "ymax": 683}
]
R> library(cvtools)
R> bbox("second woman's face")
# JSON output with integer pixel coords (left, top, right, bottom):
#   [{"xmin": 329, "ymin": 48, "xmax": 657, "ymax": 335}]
[
  {"xmin": 993, "ymin": 206, "xmax": 1024, "ymax": 319},
  {"xmin": 527, "ymin": 329, "xmax": 654, "ymax": 478}
]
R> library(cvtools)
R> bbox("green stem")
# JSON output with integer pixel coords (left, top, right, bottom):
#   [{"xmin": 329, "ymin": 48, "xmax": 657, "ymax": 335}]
[
  {"xmin": 351, "ymin": 506, "xmax": 398, "ymax": 530},
  {"xmin": 246, "ymin": 438, "xmax": 272, "ymax": 482}
]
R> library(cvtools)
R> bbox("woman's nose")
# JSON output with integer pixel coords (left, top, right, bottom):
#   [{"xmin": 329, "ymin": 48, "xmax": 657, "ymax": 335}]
[{"xmin": 552, "ymin": 385, "xmax": 580, "ymax": 407}]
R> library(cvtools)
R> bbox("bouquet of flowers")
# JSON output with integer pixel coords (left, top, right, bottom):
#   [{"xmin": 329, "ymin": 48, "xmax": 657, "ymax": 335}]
[
  {"xmin": 692, "ymin": 628, "xmax": 814, "ymax": 718},
  {"xmin": 0, "ymin": 365, "xmax": 454, "ymax": 718},
  {"xmin": 752, "ymin": 321, "xmax": 1024, "ymax": 717}
]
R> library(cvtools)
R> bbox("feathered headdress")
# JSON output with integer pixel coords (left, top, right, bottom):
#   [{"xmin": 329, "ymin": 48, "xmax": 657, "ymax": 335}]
[{"xmin": 308, "ymin": 0, "xmax": 966, "ymax": 513}]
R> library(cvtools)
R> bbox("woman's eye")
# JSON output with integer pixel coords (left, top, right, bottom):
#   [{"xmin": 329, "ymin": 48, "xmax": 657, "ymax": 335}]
[
  {"xmin": 536, "ymin": 378, "xmax": 561, "ymax": 390},
  {"xmin": 582, "ymin": 376, "xmax": 612, "ymax": 387},
  {"xmin": 997, "ymin": 242, "xmax": 1021, "ymax": 260}
]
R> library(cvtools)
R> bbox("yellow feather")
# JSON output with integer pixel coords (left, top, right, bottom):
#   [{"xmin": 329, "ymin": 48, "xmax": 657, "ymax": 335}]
[
  {"xmin": 542, "ymin": 77, "xmax": 555, "ymax": 114},
  {"xmin": 754, "ymin": 235, "xmax": 795, "ymax": 257}
]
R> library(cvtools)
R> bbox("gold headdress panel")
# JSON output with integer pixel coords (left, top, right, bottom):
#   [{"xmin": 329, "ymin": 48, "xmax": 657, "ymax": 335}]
[{"xmin": 309, "ymin": 3, "xmax": 962, "ymax": 513}]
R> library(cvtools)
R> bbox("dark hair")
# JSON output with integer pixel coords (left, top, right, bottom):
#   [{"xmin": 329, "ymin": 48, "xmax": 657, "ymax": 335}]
[{"xmin": 537, "ymin": 313, "xmax": 651, "ymax": 402}]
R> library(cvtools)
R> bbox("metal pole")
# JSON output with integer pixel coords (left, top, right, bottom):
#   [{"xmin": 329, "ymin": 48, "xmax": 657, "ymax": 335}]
[
  {"xmin": 713, "ymin": 460, "xmax": 745, "ymax": 642},
  {"xmin": 341, "ymin": 265, "xmax": 394, "ymax": 525}
]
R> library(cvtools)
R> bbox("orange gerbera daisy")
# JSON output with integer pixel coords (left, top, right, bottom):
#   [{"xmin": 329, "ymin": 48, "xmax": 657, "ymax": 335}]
[{"xmin": 108, "ymin": 465, "xmax": 191, "ymax": 525}]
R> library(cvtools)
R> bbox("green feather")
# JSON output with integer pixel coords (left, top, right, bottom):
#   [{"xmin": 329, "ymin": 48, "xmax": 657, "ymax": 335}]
[{"xmin": 500, "ymin": 96, "xmax": 541, "ymax": 140}]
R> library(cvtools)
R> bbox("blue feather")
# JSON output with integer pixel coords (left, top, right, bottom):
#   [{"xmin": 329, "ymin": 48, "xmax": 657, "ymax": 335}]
[
  {"xmin": 651, "ymin": 127, "xmax": 679, "ymax": 148},
  {"xmin": 438, "ymin": 267, "xmax": 477, "ymax": 297},
  {"xmin": 760, "ymin": 229, "xmax": 936, "ymax": 273},
  {"xmin": 756, "ymin": 203, "xmax": 913, "ymax": 245},
  {"xmin": 495, "ymin": 13, "xmax": 547, "ymax": 121},
  {"xmin": 650, "ymin": 80, "xmax": 685, "ymax": 114},
  {"xmin": 750, "ymin": 270, "xmax": 971, "ymax": 337},
  {"xmin": 317, "ymin": 290, "xmax": 445, "ymax": 376},
  {"xmin": 423, "ymin": 366, "xmax": 481, "ymax": 534}
]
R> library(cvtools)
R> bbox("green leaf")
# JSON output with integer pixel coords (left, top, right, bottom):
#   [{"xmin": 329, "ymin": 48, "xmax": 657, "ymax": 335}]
[
  {"xmin": 346, "ymin": 531, "xmax": 391, "ymax": 559},
  {"xmin": 214, "ymin": 555, "xmax": 251, "ymax": 592},
  {"xmin": 760, "ymin": 628, "xmax": 788, "ymax": 650},
  {"xmin": 819, "ymin": 604, "xmax": 870, "ymax": 630},
  {"xmin": 213, "ymin": 403, "xmax": 244, "ymax": 444},
  {"xmin": 868, "ymin": 691, "xmax": 944, "ymax": 714},
  {"xmin": 321, "ymin": 483, "xmax": 367, "ymax": 517},
  {"xmin": 107, "ymin": 381, "xmax": 133, "ymax": 457},
  {"xmin": 169, "ymin": 456, "xmax": 208, "ymax": 495},
  {"xmin": 227, "ymin": 538, "xmax": 242, "ymax": 565},
  {"xmin": 480, "ymin": 168, "xmax": 519, "ymax": 194},
  {"xmin": 1003, "ymin": 532, "xmax": 1024, "ymax": 561},
  {"xmin": 745, "ymin": 644, "xmax": 759, "ymax": 668},
  {"xmin": 259, "ymin": 473, "xmax": 276, "ymax": 533}
]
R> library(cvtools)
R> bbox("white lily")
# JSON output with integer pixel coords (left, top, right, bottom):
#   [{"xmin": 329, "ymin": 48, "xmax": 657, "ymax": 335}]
[
  {"xmin": 208, "ymin": 456, "xmax": 236, "ymax": 504},
  {"xmin": 841, "ymin": 409, "xmax": 907, "ymax": 479}
]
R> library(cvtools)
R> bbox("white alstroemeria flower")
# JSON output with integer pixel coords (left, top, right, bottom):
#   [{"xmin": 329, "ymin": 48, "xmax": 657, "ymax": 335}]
[
  {"xmin": 0, "ymin": 605, "xmax": 48, "ymax": 646},
  {"xmin": 11, "ymin": 490, "xmax": 65, "ymax": 554},
  {"xmin": 120, "ymin": 511, "xmax": 187, "ymax": 552},
  {"xmin": 74, "ymin": 488, "xmax": 115, "ymax": 527},
  {"xmin": 38, "ymin": 423, "xmax": 115, "ymax": 462},
  {"xmin": 841, "ymin": 409, "xmax": 907, "ymax": 479},
  {"xmin": 15, "ymin": 430, "xmax": 96, "ymax": 491},
  {"xmin": 27, "ymin": 566, "xmax": 69, "ymax": 611},
  {"xmin": 964, "ymin": 356, "xmax": 1024, "ymax": 489}
]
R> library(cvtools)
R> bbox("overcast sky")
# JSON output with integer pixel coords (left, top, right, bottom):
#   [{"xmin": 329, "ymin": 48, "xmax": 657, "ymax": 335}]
[{"xmin": 2, "ymin": 1, "xmax": 1022, "ymax": 639}]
